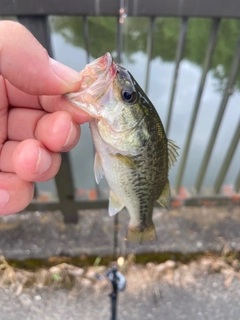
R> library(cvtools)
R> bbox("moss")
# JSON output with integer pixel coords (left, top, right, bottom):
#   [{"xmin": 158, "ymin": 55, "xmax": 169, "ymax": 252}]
[{"xmin": 7, "ymin": 251, "xmax": 240, "ymax": 271}]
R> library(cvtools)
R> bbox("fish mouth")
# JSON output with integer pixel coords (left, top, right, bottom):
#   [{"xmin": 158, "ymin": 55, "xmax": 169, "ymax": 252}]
[
  {"xmin": 88, "ymin": 52, "xmax": 113, "ymax": 77},
  {"xmin": 65, "ymin": 53, "xmax": 117, "ymax": 116},
  {"xmin": 71, "ymin": 52, "xmax": 116, "ymax": 94}
]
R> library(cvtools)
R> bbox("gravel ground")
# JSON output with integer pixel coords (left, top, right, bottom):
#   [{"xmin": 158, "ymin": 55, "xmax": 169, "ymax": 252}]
[
  {"xmin": 0, "ymin": 257, "xmax": 240, "ymax": 320},
  {"xmin": 1, "ymin": 207, "xmax": 240, "ymax": 319},
  {"xmin": 1, "ymin": 273, "xmax": 240, "ymax": 320}
]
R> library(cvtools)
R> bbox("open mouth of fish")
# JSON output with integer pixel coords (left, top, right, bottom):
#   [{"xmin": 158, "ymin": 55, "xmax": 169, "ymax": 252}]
[
  {"xmin": 75, "ymin": 52, "xmax": 116, "ymax": 93},
  {"xmin": 65, "ymin": 53, "xmax": 117, "ymax": 117}
]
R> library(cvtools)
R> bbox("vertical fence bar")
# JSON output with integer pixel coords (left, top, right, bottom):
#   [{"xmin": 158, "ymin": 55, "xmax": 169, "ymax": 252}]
[
  {"xmin": 82, "ymin": 15, "xmax": 101, "ymax": 198},
  {"xmin": 114, "ymin": 14, "xmax": 121, "ymax": 259},
  {"xmin": 235, "ymin": 169, "xmax": 240, "ymax": 192},
  {"xmin": 18, "ymin": 16, "xmax": 53, "ymax": 56},
  {"xmin": 83, "ymin": 16, "xmax": 90, "ymax": 64},
  {"xmin": 55, "ymin": 153, "xmax": 78, "ymax": 223},
  {"xmin": 117, "ymin": 5, "xmax": 125, "ymax": 64},
  {"xmin": 175, "ymin": 18, "xmax": 220, "ymax": 192},
  {"xmin": 113, "ymin": 3, "xmax": 127, "ymax": 259},
  {"xmin": 144, "ymin": 16, "xmax": 155, "ymax": 95},
  {"xmin": 165, "ymin": 17, "xmax": 188, "ymax": 135},
  {"xmin": 195, "ymin": 33, "xmax": 240, "ymax": 193},
  {"xmin": 214, "ymin": 119, "xmax": 240, "ymax": 193}
]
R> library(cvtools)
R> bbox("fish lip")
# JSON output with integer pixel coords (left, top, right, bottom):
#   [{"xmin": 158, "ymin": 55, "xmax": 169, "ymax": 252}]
[
  {"xmin": 102, "ymin": 52, "xmax": 113, "ymax": 72},
  {"xmin": 86, "ymin": 52, "xmax": 114, "ymax": 83},
  {"xmin": 66, "ymin": 52, "xmax": 115, "ymax": 97},
  {"xmin": 88, "ymin": 52, "xmax": 113, "ymax": 76},
  {"xmin": 65, "ymin": 53, "xmax": 117, "ymax": 118}
]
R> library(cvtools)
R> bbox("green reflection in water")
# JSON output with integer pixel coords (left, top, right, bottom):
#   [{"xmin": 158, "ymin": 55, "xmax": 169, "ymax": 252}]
[
  {"xmin": 50, "ymin": 16, "xmax": 240, "ymax": 91},
  {"xmin": 0, "ymin": 16, "xmax": 17, "ymax": 21}
]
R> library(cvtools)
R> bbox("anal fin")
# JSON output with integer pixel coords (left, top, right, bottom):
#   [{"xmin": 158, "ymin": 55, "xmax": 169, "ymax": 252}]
[
  {"xmin": 157, "ymin": 179, "xmax": 171, "ymax": 209},
  {"xmin": 108, "ymin": 190, "xmax": 124, "ymax": 216}
]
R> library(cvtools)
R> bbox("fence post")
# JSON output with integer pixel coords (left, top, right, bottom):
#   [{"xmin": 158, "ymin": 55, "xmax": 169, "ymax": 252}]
[{"xmin": 17, "ymin": 16, "xmax": 78, "ymax": 223}]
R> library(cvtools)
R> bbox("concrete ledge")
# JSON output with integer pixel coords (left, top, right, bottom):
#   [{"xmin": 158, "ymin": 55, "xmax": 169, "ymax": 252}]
[{"xmin": 0, "ymin": 206, "xmax": 240, "ymax": 260}]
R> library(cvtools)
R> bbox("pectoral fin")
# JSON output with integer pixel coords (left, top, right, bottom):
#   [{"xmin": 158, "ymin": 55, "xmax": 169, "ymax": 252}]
[
  {"xmin": 94, "ymin": 152, "xmax": 104, "ymax": 184},
  {"xmin": 157, "ymin": 179, "xmax": 171, "ymax": 209},
  {"xmin": 108, "ymin": 190, "xmax": 125, "ymax": 216},
  {"xmin": 114, "ymin": 154, "xmax": 136, "ymax": 169}
]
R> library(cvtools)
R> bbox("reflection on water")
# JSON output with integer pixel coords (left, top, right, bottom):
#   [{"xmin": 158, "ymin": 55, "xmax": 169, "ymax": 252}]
[
  {"xmin": 43, "ymin": 16, "xmax": 240, "ymax": 195},
  {"xmin": 51, "ymin": 16, "xmax": 240, "ymax": 88}
]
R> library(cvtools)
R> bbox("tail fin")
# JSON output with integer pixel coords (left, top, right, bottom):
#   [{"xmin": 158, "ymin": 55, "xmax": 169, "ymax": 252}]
[{"xmin": 126, "ymin": 225, "xmax": 156, "ymax": 244}]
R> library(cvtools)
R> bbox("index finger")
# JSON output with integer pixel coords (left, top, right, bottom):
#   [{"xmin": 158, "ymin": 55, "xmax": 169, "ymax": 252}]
[
  {"xmin": 0, "ymin": 21, "xmax": 81, "ymax": 95},
  {"xmin": 5, "ymin": 81, "xmax": 91, "ymax": 124}
]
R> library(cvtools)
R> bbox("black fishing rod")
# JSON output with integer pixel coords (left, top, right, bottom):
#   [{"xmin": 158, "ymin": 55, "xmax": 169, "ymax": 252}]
[{"xmin": 96, "ymin": 265, "xmax": 126, "ymax": 320}]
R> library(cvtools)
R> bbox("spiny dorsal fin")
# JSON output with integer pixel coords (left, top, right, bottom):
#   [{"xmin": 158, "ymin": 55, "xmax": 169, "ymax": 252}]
[
  {"xmin": 94, "ymin": 152, "xmax": 104, "ymax": 184},
  {"xmin": 168, "ymin": 139, "xmax": 180, "ymax": 169},
  {"xmin": 157, "ymin": 179, "xmax": 171, "ymax": 209}
]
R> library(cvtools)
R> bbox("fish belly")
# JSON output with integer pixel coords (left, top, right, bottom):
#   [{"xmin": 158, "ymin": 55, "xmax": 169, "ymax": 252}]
[{"xmin": 90, "ymin": 119, "xmax": 164, "ymax": 243}]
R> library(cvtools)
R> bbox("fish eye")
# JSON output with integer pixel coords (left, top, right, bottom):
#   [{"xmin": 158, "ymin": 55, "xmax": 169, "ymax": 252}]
[{"xmin": 121, "ymin": 89, "xmax": 137, "ymax": 103}]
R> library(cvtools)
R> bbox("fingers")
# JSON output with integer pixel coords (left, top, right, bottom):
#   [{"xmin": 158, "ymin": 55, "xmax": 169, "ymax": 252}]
[
  {"xmin": 1, "ymin": 140, "xmax": 61, "ymax": 182},
  {"xmin": 13, "ymin": 140, "xmax": 61, "ymax": 182},
  {"xmin": 0, "ymin": 21, "xmax": 81, "ymax": 95},
  {"xmin": 35, "ymin": 111, "xmax": 80, "ymax": 152},
  {"xmin": 40, "ymin": 95, "xmax": 92, "ymax": 124},
  {"xmin": 8, "ymin": 109, "xmax": 80, "ymax": 152},
  {"xmin": 0, "ymin": 173, "xmax": 34, "ymax": 215},
  {"xmin": 5, "ymin": 79, "xmax": 92, "ymax": 124},
  {"xmin": 0, "ymin": 76, "xmax": 8, "ymax": 148},
  {"xmin": 0, "ymin": 21, "xmax": 90, "ymax": 216},
  {"xmin": 8, "ymin": 108, "xmax": 45, "ymax": 140}
]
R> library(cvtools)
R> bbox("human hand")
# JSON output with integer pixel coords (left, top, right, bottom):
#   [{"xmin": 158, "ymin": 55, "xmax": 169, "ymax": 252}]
[{"xmin": 0, "ymin": 21, "xmax": 91, "ymax": 215}]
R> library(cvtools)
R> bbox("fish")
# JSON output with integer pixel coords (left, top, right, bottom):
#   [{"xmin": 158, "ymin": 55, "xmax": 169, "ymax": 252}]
[{"xmin": 66, "ymin": 52, "xmax": 179, "ymax": 244}]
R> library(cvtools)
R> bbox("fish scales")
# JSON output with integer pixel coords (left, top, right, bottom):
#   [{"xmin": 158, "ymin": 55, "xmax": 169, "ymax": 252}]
[{"xmin": 66, "ymin": 53, "xmax": 179, "ymax": 244}]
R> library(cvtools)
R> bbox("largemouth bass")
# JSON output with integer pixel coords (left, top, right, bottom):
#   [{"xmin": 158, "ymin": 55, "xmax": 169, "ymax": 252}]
[{"xmin": 66, "ymin": 53, "xmax": 179, "ymax": 243}]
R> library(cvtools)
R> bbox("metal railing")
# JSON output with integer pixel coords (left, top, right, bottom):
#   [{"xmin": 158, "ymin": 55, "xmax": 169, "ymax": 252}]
[{"xmin": 1, "ymin": 0, "xmax": 240, "ymax": 222}]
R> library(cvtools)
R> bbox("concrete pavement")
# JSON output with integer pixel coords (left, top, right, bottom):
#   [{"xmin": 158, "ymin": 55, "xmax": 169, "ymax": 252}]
[{"xmin": 0, "ymin": 206, "xmax": 240, "ymax": 261}]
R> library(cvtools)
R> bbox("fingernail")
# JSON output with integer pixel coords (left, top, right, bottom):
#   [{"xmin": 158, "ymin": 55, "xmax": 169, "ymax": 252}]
[
  {"xmin": 36, "ymin": 148, "xmax": 51, "ymax": 174},
  {"xmin": 63, "ymin": 121, "xmax": 77, "ymax": 147},
  {"xmin": 0, "ymin": 189, "xmax": 10, "ymax": 207},
  {"xmin": 49, "ymin": 58, "xmax": 80, "ymax": 83}
]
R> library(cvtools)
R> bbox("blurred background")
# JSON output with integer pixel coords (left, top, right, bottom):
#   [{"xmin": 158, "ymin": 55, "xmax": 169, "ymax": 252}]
[
  {"xmin": 49, "ymin": 15, "xmax": 240, "ymax": 194},
  {"xmin": 2, "ymin": 1, "xmax": 240, "ymax": 215},
  {"xmin": 1, "ymin": 2, "xmax": 240, "ymax": 319}
]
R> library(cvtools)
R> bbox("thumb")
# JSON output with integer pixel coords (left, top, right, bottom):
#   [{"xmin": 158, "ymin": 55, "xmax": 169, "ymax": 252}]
[{"xmin": 0, "ymin": 21, "xmax": 81, "ymax": 95}]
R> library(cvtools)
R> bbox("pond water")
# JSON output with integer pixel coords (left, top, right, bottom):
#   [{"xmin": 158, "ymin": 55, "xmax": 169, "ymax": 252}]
[{"xmin": 4, "ymin": 16, "xmax": 240, "ymax": 196}]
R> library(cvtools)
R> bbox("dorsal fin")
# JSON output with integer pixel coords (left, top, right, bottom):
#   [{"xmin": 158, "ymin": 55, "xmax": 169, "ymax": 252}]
[{"xmin": 168, "ymin": 139, "xmax": 180, "ymax": 169}]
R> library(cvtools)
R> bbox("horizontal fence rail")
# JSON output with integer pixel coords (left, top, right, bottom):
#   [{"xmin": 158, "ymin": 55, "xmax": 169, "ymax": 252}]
[
  {"xmin": 2, "ymin": 0, "xmax": 240, "ymax": 18},
  {"xmin": 0, "ymin": 0, "xmax": 240, "ymax": 222}
]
